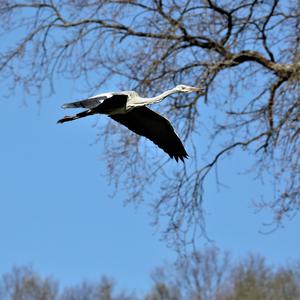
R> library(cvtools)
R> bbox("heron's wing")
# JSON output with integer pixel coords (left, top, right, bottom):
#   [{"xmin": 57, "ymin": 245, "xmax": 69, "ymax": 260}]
[
  {"xmin": 61, "ymin": 93, "xmax": 127, "ymax": 111},
  {"xmin": 110, "ymin": 107, "xmax": 188, "ymax": 162}
]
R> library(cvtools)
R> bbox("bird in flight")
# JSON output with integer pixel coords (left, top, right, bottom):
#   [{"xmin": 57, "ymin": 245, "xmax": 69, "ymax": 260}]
[{"xmin": 58, "ymin": 85, "xmax": 201, "ymax": 162}]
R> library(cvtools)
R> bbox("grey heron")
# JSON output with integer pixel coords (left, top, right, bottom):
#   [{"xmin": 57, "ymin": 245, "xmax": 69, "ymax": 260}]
[{"xmin": 58, "ymin": 85, "xmax": 201, "ymax": 162}]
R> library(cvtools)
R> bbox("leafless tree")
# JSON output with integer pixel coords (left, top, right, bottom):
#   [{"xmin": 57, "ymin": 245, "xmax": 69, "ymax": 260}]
[
  {"xmin": 147, "ymin": 247, "xmax": 230, "ymax": 300},
  {"xmin": 0, "ymin": 267, "xmax": 133, "ymax": 300},
  {"xmin": 227, "ymin": 255, "xmax": 300, "ymax": 300},
  {"xmin": 147, "ymin": 248, "xmax": 300, "ymax": 300},
  {"xmin": 0, "ymin": 0, "xmax": 299, "ymax": 248},
  {"xmin": 59, "ymin": 277, "xmax": 134, "ymax": 300},
  {"xmin": 1, "ymin": 255, "xmax": 300, "ymax": 300},
  {"xmin": 0, "ymin": 266, "xmax": 58, "ymax": 300}
]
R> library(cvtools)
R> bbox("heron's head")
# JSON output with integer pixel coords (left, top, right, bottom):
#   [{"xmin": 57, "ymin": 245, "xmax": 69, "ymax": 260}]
[{"xmin": 174, "ymin": 84, "xmax": 203, "ymax": 93}]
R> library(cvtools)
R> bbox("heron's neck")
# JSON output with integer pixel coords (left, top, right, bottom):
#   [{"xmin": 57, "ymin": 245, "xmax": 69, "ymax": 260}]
[{"xmin": 139, "ymin": 88, "xmax": 178, "ymax": 105}]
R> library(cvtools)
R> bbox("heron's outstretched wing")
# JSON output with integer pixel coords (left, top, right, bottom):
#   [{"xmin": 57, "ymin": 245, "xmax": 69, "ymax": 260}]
[
  {"xmin": 110, "ymin": 107, "xmax": 188, "ymax": 162},
  {"xmin": 62, "ymin": 94, "xmax": 110, "ymax": 109},
  {"xmin": 61, "ymin": 93, "xmax": 128, "ymax": 113}
]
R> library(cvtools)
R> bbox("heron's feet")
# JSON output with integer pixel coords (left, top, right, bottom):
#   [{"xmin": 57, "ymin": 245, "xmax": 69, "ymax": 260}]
[{"xmin": 57, "ymin": 115, "xmax": 77, "ymax": 124}]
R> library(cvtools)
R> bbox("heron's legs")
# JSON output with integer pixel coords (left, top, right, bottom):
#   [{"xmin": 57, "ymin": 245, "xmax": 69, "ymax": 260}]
[{"xmin": 57, "ymin": 109, "xmax": 93, "ymax": 124}]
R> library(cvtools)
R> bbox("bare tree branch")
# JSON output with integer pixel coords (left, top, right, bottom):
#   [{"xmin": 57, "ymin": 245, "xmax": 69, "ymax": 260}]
[{"xmin": 0, "ymin": 0, "xmax": 299, "ymax": 250}]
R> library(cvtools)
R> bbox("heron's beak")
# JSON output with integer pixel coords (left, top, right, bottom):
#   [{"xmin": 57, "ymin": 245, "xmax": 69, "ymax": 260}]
[{"xmin": 190, "ymin": 86, "xmax": 203, "ymax": 92}]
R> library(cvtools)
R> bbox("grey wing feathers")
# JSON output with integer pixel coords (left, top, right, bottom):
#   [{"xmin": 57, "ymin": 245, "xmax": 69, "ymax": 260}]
[
  {"xmin": 110, "ymin": 107, "xmax": 188, "ymax": 162},
  {"xmin": 62, "ymin": 96, "xmax": 108, "ymax": 109}
]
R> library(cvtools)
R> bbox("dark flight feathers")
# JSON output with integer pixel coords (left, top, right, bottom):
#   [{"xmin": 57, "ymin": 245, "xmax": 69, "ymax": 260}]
[
  {"xmin": 62, "ymin": 96, "xmax": 108, "ymax": 109},
  {"xmin": 110, "ymin": 107, "xmax": 188, "ymax": 162}
]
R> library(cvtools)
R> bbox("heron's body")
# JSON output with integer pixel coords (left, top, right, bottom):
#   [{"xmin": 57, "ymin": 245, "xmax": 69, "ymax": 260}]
[{"xmin": 58, "ymin": 85, "xmax": 201, "ymax": 162}]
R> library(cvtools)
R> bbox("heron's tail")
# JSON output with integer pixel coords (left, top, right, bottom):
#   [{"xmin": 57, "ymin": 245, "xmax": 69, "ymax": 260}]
[{"xmin": 57, "ymin": 109, "xmax": 93, "ymax": 124}]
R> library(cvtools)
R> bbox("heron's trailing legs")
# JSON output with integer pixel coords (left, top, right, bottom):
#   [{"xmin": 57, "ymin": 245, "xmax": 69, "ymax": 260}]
[{"xmin": 57, "ymin": 109, "xmax": 93, "ymax": 124}]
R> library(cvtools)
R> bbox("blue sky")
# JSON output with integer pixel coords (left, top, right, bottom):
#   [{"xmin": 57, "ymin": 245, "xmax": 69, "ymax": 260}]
[{"xmin": 0, "ymin": 81, "xmax": 299, "ymax": 294}]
